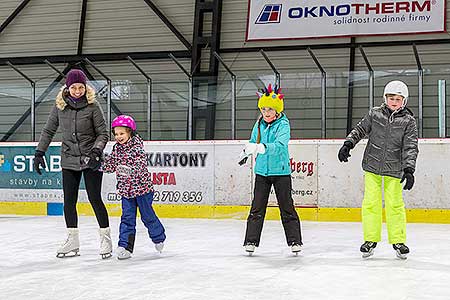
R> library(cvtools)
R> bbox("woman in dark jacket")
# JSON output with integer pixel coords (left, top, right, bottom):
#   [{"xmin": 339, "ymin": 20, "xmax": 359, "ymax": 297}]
[{"xmin": 34, "ymin": 69, "xmax": 112, "ymax": 259}]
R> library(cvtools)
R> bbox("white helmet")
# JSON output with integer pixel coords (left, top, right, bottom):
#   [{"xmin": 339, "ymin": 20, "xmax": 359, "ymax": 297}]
[{"xmin": 383, "ymin": 80, "xmax": 408, "ymax": 108}]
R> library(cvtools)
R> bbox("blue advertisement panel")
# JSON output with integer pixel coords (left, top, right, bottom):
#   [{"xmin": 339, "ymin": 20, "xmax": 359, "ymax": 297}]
[{"xmin": 0, "ymin": 145, "xmax": 85, "ymax": 190}]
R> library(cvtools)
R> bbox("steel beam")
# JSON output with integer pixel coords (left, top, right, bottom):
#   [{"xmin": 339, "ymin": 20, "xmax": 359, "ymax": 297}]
[
  {"xmin": 143, "ymin": 0, "xmax": 192, "ymax": 50},
  {"xmin": 77, "ymin": 0, "xmax": 88, "ymax": 55},
  {"xmin": 0, "ymin": 50, "xmax": 191, "ymax": 65},
  {"xmin": 0, "ymin": 0, "xmax": 32, "ymax": 34}
]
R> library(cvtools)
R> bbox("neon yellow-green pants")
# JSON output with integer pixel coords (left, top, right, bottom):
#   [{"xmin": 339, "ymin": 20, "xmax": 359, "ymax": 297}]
[{"xmin": 362, "ymin": 171, "xmax": 406, "ymax": 244}]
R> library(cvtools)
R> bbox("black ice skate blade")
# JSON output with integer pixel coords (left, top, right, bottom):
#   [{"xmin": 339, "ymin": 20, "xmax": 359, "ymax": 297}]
[
  {"xmin": 101, "ymin": 253, "xmax": 113, "ymax": 259},
  {"xmin": 56, "ymin": 250, "xmax": 80, "ymax": 258}
]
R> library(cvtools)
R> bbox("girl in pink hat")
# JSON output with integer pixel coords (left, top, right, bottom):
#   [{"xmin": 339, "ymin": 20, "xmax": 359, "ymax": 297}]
[{"xmin": 102, "ymin": 115, "xmax": 166, "ymax": 260}]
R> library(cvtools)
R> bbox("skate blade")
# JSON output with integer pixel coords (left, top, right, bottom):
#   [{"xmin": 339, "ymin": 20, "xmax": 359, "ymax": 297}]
[
  {"xmin": 117, "ymin": 255, "xmax": 131, "ymax": 260},
  {"xmin": 56, "ymin": 249, "xmax": 80, "ymax": 258},
  {"xmin": 101, "ymin": 252, "xmax": 112, "ymax": 259},
  {"xmin": 244, "ymin": 245, "xmax": 255, "ymax": 255},
  {"xmin": 396, "ymin": 250, "xmax": 408, "ymax": 260},
  {"xmin": 291, "ymin": 248, "xmax": 302, "ymax": 255},
  {"xmin": 361, "ymin": 249, "xmax": 374, "ymax": 259}
]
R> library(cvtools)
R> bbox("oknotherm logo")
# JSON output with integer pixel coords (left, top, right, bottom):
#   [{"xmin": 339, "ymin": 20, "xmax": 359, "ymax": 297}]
[{"xmin": 255, "ymin": 4, "xmax": 282, "ymax": 24}]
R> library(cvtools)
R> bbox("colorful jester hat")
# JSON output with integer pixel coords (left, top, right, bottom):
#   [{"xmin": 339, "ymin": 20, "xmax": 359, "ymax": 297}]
[{"xmin": 256, "ymin": 83, "xmax": 285, "ymax": 113}]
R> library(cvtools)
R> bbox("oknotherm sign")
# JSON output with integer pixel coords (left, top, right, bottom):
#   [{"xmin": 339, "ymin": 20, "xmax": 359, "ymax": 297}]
[{"xmin": 246, "ymin": 0, "xmax": 445, "ymax": 41}]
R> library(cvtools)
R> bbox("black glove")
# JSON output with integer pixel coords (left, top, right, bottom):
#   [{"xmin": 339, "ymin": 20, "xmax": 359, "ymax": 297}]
[
  {"xmin": 400, "ymin": 167, "xmax": 415, "ymax": 190},
  {"xmin": 88, "ymin": 148, "xmax": 103, "ymax": 171},
  {"xmin": 338, "ymin": 141, "xmax": 353, "ymax": 162},
  {"xmin": 33, "ymin": 150, "xmax": 46, "ymax": 175}
]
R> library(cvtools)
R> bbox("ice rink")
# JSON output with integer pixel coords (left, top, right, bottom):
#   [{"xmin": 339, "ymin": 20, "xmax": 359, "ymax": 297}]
[{"xmin": 1, "ymin": 215, "xmax": 450, "ymax": 300}]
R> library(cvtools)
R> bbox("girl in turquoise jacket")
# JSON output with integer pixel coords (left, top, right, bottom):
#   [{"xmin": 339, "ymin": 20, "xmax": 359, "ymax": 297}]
[{"xmin": 240, "ymin": 84, "xmax": 303, "ymax": 255}]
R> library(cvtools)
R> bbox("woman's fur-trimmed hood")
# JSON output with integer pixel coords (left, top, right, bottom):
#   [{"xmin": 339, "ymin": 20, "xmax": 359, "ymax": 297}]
[{"xmin": 55, "ymin": 85, "xmax": 96, "ymax": 110}]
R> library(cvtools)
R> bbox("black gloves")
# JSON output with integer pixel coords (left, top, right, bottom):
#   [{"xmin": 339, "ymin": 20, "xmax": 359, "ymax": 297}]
[
  {"xmin": 338, "ymin": 141, "xmax": 354, "ymax": 162},
  {"xmin": 400, "ymin": 167, "xmax": 415, "ymax": 190},
  {"xmin": 33, "ymin": 150, "xmax": 46, "ymax": 175},
  {"xmin": 88, "ymin": 148, "xmax": 103, "ymax": 171}
]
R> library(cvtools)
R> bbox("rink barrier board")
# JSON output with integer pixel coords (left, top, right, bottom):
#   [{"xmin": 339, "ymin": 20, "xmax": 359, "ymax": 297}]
[
  {"xmin": 2, "ymin": 139, "xmax": 450, "ymax": 211},
  {"xmin": 2, "ymin": 202, "xmax": 450, "ymax": 224}
]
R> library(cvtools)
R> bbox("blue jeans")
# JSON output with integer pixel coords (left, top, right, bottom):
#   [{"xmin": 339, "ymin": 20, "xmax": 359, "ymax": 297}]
[{"xmin": 118, "ymin": 192, "xmax": 166, "ymax": 252}]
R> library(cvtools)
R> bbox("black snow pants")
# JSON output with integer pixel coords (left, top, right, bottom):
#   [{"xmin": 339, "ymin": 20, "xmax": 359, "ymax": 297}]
[{"xmin": 244, "ymin": 174, "xmax": 302, "ymax": 247}]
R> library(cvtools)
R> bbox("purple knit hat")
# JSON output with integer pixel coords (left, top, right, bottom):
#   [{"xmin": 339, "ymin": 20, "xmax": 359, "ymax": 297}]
[{"xmin": 66, "ymin": 69, "xmax": 87, "ymax": 88}]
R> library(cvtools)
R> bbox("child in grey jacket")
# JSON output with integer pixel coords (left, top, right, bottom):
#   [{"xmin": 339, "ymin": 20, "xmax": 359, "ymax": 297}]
[{"xmin": 338, "ymin": 80, "xmax": 418, "ymax": 259}]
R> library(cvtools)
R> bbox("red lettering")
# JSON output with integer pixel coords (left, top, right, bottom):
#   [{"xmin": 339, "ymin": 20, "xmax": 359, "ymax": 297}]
[
  {"xmin": 412, "ymin": 0, "xmax": 431, "ymax": 12},
  {"xmin": 168, "ymin": 173, "xmax": 176, "ymax": 185},
  {"xmin": 396, "ymin": 2, "xmax": 410, "ymax": 13},
  {"xmin": 152, "ymin": 173, "xmax": 162, "ymax": 185},
  {"xmin": 365, "ymin": 3, "xmax": 380, "ymax": 14},
  {"xmin": 351, "ymin": 3, "xmax": 364, "ymax": 14},
  {"xmin": 289, "ymin": 158, "xmax": 314, "ymax": 176},
  {"xmin": 381, "ymin": 2, "xmax": 394, "ymax": 13},
  {"xmin": 151, "ymin": 172, "xmax": 176, "ymax": 185}
]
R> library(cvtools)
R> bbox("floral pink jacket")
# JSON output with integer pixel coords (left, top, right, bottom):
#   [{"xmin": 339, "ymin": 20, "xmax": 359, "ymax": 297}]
[{"xmin": 102, "ymin": 135, "xmax": 153, "ymax": 198}]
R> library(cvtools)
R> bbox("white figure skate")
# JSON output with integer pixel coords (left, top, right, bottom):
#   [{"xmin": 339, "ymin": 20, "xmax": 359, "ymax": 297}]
[
  {"xmin": 99, "ymin": 227, "xmax": 113, "ymax": 259},
  {"xmin": 155, "ymin": 242, "xmax": 164, "ymax": 253},
  {"xmin": 56, "ymin": 228, "xmax": 80, "ymax": 258},
  {"xmin": 116, "ymin": 247, "xmax": 132, "ymax": 260}
]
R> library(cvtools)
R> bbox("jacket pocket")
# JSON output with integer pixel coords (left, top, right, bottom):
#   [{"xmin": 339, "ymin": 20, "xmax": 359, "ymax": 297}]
[
  {"xmin": 61, "ymin": 142, "xmax": 71, "ymax": 153},
  {"xmin": 384, "ymin": 160, "xmax": 401, "ymax": 174}
]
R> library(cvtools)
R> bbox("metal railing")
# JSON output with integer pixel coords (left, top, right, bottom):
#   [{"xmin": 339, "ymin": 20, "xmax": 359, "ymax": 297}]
[{"xmin": 0, "ymin": 53, "xmax": 449, "ymax": 141}]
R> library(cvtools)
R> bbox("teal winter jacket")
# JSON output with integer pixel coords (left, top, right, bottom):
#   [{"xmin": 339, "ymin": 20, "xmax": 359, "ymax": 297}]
[{"xmin": 250, "ymin": 113, "xmax": 291, "ymax": 176}]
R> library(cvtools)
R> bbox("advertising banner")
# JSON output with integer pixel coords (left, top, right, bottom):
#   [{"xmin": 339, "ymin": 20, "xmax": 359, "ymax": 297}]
[
  {"xmin": 0, "ymin": 142, "xmax": 214, "ymax": 205},
  {"xmin": 102, "ymin": 142, "xmax": 215, "ymax": 205},
  {"xmin": 0, "ymin": 141, "xmax": 318, "ymax": 207},
  {"xmin": 0, "ymin": 145, "xmax": 65, "ymax": 203},
  {"xmin": 266, "ymin": 143, "xmax": 318, "ymax": 207},
  {"xmin": 246, "ymin": 0, "xmax": 445, "ymax": 41}
]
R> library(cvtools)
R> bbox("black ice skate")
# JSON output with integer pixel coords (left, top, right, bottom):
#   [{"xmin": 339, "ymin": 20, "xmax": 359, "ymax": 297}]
[
  {"xmin": 244, "ymin": 242, "xmax": 256, "ymax": 256},
  {"xmin": 393, "ymin": 243, "xmax": 409, "ymax": 260},
  {"xmin": 360, "ymin": 241, "xmax": 377, "ymax": 258}
]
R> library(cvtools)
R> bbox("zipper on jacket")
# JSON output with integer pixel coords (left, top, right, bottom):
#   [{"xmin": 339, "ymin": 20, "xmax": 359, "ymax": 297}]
[
  {"xmin": 265, "ymin": 124, "xmax": 271, "ymax": 176},
  {"xmin": 379, "ymin": 113, "xmax": 391, "ymax": 174},
  {"xmin": 73, "ymin": 109, "xmax": 84, "ymax": 168}
]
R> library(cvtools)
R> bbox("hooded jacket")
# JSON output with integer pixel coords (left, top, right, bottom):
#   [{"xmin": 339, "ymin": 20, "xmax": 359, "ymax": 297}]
[
  {"xmin": 345, "ymin": 103, "xmax": 419, "ymax": 178},
  {"xmin": 102, "ymin": 135, "xmax": 153, "ymax": 199},
  {"xmin": 36, "ymin": 85, "xmax": 108, "ymax": 171},
  {"xmin": 250, "ymin": 113, "xmax": 291, "ymax": 176}
]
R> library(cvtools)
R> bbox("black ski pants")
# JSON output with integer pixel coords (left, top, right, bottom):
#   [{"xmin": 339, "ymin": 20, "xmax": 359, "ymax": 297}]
[
  {"xmin": 62, "ymin": 168, "xmax": 109, "ymax": 228},
  {"xmin": 244, "ymin": 174, "xmax": 302, "ymax": 247}
]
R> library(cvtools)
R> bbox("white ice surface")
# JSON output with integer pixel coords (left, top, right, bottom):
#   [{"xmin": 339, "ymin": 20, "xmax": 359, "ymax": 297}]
[{"xmin": 1, "ymin": 216, "xmax": 450, "ymax": 300}]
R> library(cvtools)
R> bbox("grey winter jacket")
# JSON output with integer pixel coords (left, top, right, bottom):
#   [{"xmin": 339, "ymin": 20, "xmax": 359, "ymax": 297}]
[
  {"xmin": 345, "ymin": 103, "xmax": 418, "ymax": 179},
  {"xmin": 36, "ymin": 85, "xmax": 108, "ymax": 171}
]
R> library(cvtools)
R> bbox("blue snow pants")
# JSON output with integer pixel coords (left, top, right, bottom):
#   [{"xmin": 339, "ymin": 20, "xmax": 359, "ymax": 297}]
[{"xmin": 119, "ymin": 192, "xmax": 166, "ymax": 252}]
